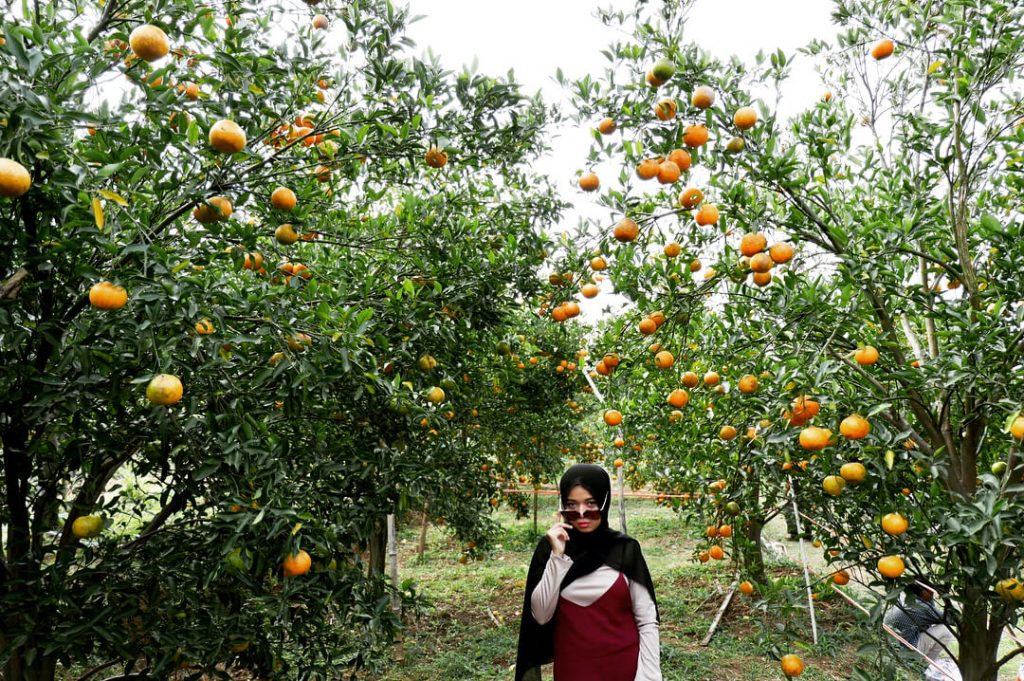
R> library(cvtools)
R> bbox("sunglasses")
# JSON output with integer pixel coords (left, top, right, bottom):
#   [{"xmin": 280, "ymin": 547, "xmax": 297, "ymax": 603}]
[{"xmin": 559, "ymin": 492, "xmax": 609, "ymax": 522}]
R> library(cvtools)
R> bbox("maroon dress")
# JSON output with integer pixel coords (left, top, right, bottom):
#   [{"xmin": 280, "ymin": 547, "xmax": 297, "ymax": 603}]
[{"xmin": 552, "ymin": 573, "xmax": 640, "ymax": 681}]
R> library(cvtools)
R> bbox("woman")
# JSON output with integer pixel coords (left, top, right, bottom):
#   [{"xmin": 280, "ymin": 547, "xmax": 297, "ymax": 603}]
[{"xmin": 514, "ymin": 464, "xmax": 662, "ymax": 681}]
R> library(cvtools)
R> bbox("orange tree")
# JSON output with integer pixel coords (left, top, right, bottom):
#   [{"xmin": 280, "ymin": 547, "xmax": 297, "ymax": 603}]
[
  {"xmin": 560, "ymin": 0, "xmax": 1024, "ymax": 679},
  {"xmin": 0, "ymin": 0, "xmax": 568, "ymax": 678}
]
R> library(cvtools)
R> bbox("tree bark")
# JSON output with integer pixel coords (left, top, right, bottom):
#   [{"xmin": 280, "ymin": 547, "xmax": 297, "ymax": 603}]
[
  {"xmin": 368, "ymin": 516, "xmax": 387, "ymax": 576},
  {"xmin": 958, "ymin": 590, "xmax": 1003, "ymax": 681}
]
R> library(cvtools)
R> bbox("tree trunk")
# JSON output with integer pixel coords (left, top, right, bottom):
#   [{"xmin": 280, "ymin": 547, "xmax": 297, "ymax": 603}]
[
  {"xmin": 368, "ymin": 516, "xmax": 387, "ymax": 576},
  {"xmin": 958, "ymin": 591, "xmax": 1002, "ymax": 681},
  {"xmin": 742, "ymin": 515, "xmax": 767, "ymax": 586}
]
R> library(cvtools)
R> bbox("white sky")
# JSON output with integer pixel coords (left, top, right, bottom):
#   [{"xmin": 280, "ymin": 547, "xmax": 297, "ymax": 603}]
[{"xmin": 406, "ymin": 0, "xmax": 839, "ymax": 321}]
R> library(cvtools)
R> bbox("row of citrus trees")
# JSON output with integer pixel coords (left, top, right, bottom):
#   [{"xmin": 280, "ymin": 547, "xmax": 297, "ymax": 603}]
[
  {"xmin": 542, "ymin": 1, "xmax": 1024, "ymax": 679},
  {"xmin": 0, "ymin": 1, "xmax": 588, "ymax": 679}
]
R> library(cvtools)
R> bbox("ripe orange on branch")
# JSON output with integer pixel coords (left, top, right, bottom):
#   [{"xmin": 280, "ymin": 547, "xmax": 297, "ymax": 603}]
[
  {"xmin": 129, "ymin": 24, "xmax": 169, "ymax": 62},
  {"xmin": 855, "ymin": 345, "xmax": 879, "ymax": 365},
  {"xmin": 769, "ymin": 242, "xmax": 795, "ymax": 263},
  {"xmin": 840, "ymin": 414, "xmax": 871, "ymax": 440},
  {"xmin": 667, "ymin": 148, "xmax": 692, "ymax": 171},
  {"xmin": 603, "ymin": 409, "xmax": 623, "ymax": 427},
  {"xmin": 271, "ymin": 186, "xmax": 297, "ymax": 211},
  {"xmin": 597, "ymin": 117, "xmax": 616, "ymax": 134},
  {"xmin": 738, "ymin": 375, "xmax": 758, "ymax": 394},
  {"xmin": 877, "ymin": 555, "xmax": 906, "ymax": 578},
  {"xmin": 283, "ymin": 550, "xmax": 312, "ymax": 577},
  {"xmin": 682, "ymin": 124, "xmax": 708, "ymax": 147},
  {"xmin": 881, "ymin": 513, "xmax": 909, "ymax": 535},
  {"xmin": 88, "ymin": 281, "xmax": 128, "ymax": 310},
  {"xmin": 425, "ymin": 146, "xmax": 448, "ymax": 168},
  {"xmin": 691, "ymin": 86, "xmax": 715, "ymax": 109},
  {"xmin": 209, "ymin": 119, "xmax": 247, "ymax": 154},
  {"xmin": 739, "ymin": 232, "xmax": 767, "ymax": 257},
  {"xmin": 654, "ymin": 350, "xmax": 675, "ymax": 369},
  {"xmin": 733, "ymin": 106, "xmax": 758, "ymax": 130},
  {"xmin": 667, "ymin": 389, "xmax": 689, "ymax": 408},
  {"xmin": 871, "ymin": 38, "xmax": 895, "ymax": 60},
  {"xmin": 694, "ymin": 204, "xmax": 719, "ymax": 226},
  {"xmin": 579, "ymin": 172, "xmax": 600, "ymax": 192},
  {"xmin": 146, "ymin": 374, "xmax": 183, "ymax": 406},
  {"xmin": 678, "ymin": 187, "xmax": 703, "ymax": 209},
  {"xmin": 654, "ymin": 98, "xmax": 677, "ymax": 121},
  {"xmin": 780, "ymin": 654, "xmax": 804, "ymax": 678},
  {"xmin": 799, "ymin": 426, "xmax": 831, "ymax": 450},
  {"xmin": 0, "ymin": 158, "xmax": 32, "ymax": 198},
  {"xmin": 613, "ymin": 218, "xmax": 639, "ymax": 242}
]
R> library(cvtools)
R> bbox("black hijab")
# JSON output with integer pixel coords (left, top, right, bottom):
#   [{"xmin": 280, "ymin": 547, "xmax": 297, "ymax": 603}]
[{"xmin": 514, "ymin": 464, "xmax": 658, "ymax": 681}]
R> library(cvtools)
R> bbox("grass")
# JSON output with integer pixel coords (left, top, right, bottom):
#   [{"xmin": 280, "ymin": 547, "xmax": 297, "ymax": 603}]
[{"xmin": 369, "ymin": 496, "xmax": 909, "ymax": 681}]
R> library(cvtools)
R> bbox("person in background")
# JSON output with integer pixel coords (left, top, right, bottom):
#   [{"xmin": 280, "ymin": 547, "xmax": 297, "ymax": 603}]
[
  {"xmin": 514, "ymin": 464, "xmax": 661, "ymax": 681},
  {"xmin": 883, "ymin": 582, "xmax": 960, "ymax": 681}
]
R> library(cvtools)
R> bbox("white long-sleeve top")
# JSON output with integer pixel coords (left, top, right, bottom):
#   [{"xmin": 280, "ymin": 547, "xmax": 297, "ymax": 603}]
[{"xmin": 530, "ymin": 553, "xmax": 662, "ymax": 681}]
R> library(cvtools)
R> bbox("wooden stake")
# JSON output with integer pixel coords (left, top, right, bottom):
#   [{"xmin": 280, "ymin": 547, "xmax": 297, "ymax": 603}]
[
  {"xmin": 617, "ymin": 465, "xmax": 627, "ymax": 534},
  {"xmin": 701, "ymin": 572, "xmax": 739, "ymax": 646},
  {"xmin": 787, "ymin": 476, "xmax": 818, "ymax": 644},
  {"xmin": 387, "ymin": 513, "xmax": 399, "ymax": 612}
]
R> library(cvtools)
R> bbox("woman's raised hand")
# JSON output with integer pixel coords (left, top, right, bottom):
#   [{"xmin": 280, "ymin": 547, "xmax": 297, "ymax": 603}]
[{"xmin": 545, "ymin": 518, "xmax": 572, "ymax": 556}]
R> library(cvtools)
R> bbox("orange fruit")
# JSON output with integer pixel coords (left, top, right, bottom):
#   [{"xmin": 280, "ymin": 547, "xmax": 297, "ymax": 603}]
[
  {"xmin": 733, "ymin": 106, "xmax": 758, "ymax": 130},
  {"xmin": 706, "ymin": 525, "xmax": 719, "ymax": 538},
  {"xmin": 738, "ymin": 375, "xmax": 758, "ymax": 394},
  {"xmin": 667, "ymin": 148, "xmax": 692, "ymax": 171},
  {"xmin": 1011, "ymin": 415, "xmax": 1024, "ymax": 440},
  {"xmin": 657, "ymin": 160, "xmax": 681, "ymax": 184},
  {"xmin": 603, "ymin": 409, "xmax": 623, "ymax": 427},
  {"xmin": 667, "ymin": 389, "xmax": 690, "ymax": 408},
  {"xmin": 882, "ymin": 512, "xmax": 909, "ymax": 535},
  {"xmin": 193, "ymin": 196, "xmax": 233, "ymax": 223},
  {"xmin": 654, "ymin": 98, "xmax": 677, "ymax": 121},
  {"xmin": 871, "ymin": 38, "xmax": 895, "ymax": 60},
  {"xmin": 194, "ymin": 318, "xmax": 215, "ymax": 335},
  {"xmin": 719, "ymin": 425, "xmax": 737, "ymax": 440},
  {"xmin": 283, "ymin": 549, "xmax": 312, "ymax": 577},
  {"xmin": 709, "ymin": 545, "xmax": 724, "ymax": 560},
  {"xmin": 739, "ymin": 232, "xmax": 767, "ymax": 257},
  {"xmin": 691, "ymin": 86, "xmax": 715, "ymax": 109},
  {"xmin": 311, "ymin": 14, "xmax": 328, "ymax": 29},
  {"xmin": 581, "ymin": 283, "xmax": 599, "ymax": 298},
  {"xmin": 645, "ymin": 70, "xmax": 665, "ymax": 88},
  {"xmin": 840, "ymin": 462, "xmax": 867, "ymax": 484},
  {"xmin": 597, "ymin": 117, "xmax": 616, "ymax": 134},
  {"xmin": 129, "ymin": 24, "xmax": 169, "ymax": 62},
  {"xmin": 877, "ymin": 555, "xmax": 905, "ymax": 579},
  {"xmin": 178, "ymin": 81, "xmax": 200, "ymax": 100},
  {"xmin": 752, "ymin": 271, "xmax": 772, "ymax": 287},
  {"xmin": 0, "ymin": 158, "xmax": 32, "ymax": 198},
  {"xmin": 613, "ymin": 217, "xmax": 639, "ymax": 242},
  {"xmin": 698, "ymin": 550, "xmax": 710, "ymax": 563},
  {"xmin": 590, "ymin": 256, "xmax": 608, "ymax": 271},
  {"xmin": 579, "ymin": 172, "xmax": 600, "ymax": 192},
  {"xmin": 840, "ymin": 414, "xmax": 871, "ymax": 440},
  {"xmin": 678, "ymin": 187, "xmax": 704, "ymax": 209},
  {"xmin": 739, "ymin": 580, "xmax": 754, "ymax": 594},
  {"xmin": 636, "ymin": 158, "xmax": 661, "ymax": 180},
  {"xmin": 718, "ymin": 524, "xmax": 733, "ymax": 538},
  {"xmin": 275, "ymin": 223, "xmax": 299, "ymax": 245},
  {"xmin": 832, "ymin": 570, "xmax": 850, "ymax": 586},
  {"xmin": 749, "ymin": 252, "xmax": 773, "ymax": 273},
  {"xmin": 146, "ymin": 374, "xmax": 183, "ymax": 405},
  {"xmin": 791, "ymin": 396, "xmax": 820, "ymax": 420},
  {"xmin": 614, "ymin": 437, "xmax": 625, "ymax": 448},
  {"xmin": 271, "ymin": 186, "xmax": 296, "ymax": 211},
  {"xmin": 88, "ymin": 281, "xmax": 128, "ymax": 310},
  {"xmin": 703, "ymin": 371, "xmax": 720, "ymax": 386},
  {"xmin": 855, "ymin": 346, "xmax": 879, "ymax": 365},
  {"xmin": 769, "ymin": 242, "xmax": 795, "ymax": 263},
  {"xmin": 603, "ymin": 353, "xmax": 621, "ymax": 368},
  {"xmin": 425, "ymin": 146, "xmax": 448, "ymax": 168},
  {"xmin": 695, "ymin": 204, "xmax": 719, "ymax": 226},
  {"xmin": 654, "ymin": 350, "xmax": 675, "ymax": 369},
  {"xmin": 209, "ymin": 119, "xmax": 246, "ymax": 154},
  {"xmin": 663, "ymin": 242, "xmax": 681, "ymax": 258},
  {"xmin": 683, "ymin": 124, "xmax": 709, "ymax": 147},
  {"xmin": 638, "ymin": 318, "xmax": 657, "ymax": 335},
  {"xmin": 613, "ymin": 458, "xmax": 624, "ymax": 468},
  {"xmin": 822, "ymin": 475, "xmax": 846, "ymax": 496},
  {"xmin": 689, "ymin": 259, "xmax": 702, "ymax": 272},
  {"xmin": 780, "ymin": 654, "xmax": 804, "ymax": 677},
  {"xmin": 313, "ymin": 164, "xmax": 332, "ymax": 182},
  {"xmin": 681, "ymin": 372, "xmax": 699, "ymax": 388},
  {"xmin": 650, "ymin": 310, "xmax": 667, "ymax": 327},
  {"xmin": 799, "ymin": 426, "xmax": 830, "ymax": 450}
]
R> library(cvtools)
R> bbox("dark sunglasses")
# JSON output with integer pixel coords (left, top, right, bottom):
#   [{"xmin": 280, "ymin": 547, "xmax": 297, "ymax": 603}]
[{"xmin": 559, "ymin": 492, "xmax": 609, "ymax": 522}]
